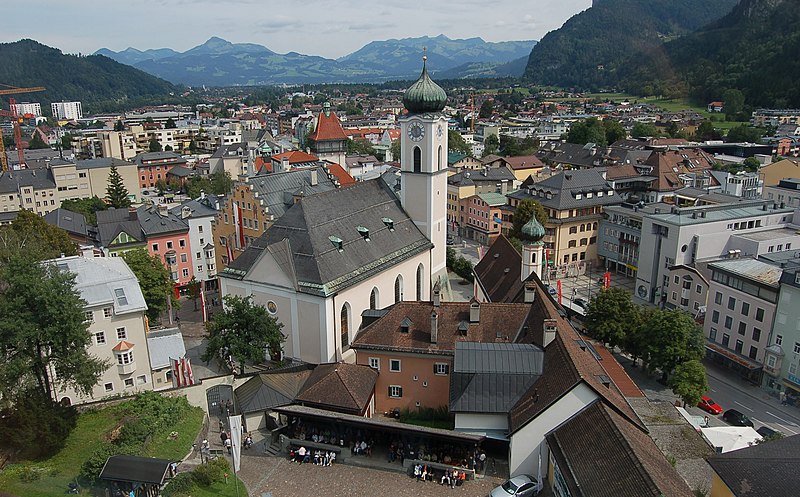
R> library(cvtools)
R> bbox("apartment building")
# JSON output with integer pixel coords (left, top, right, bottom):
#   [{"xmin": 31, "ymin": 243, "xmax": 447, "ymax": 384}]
[
  {"xmin": 133, "ymin": 151, "xmax": 188, "ymax": 190},
  {"xmin": 763, "ymin": 178, "xmax": 800, "ymax": 208},
  {"xmin": 463, "ymin": 192, "xmax": 506, "ymax": 245},
  {"xmin": 170, "ymin": 195, "xmax": 221, "ymax": 291},
  {"xmin": 10, "ymin": 102, "xmax": 42, "ymax": 117},
  {"xmin": 138, "ymin": 203, "xmax": 193, "ymax": 288},
  {"xmin": 761, "ymin": 257, "xmax": 800, "ymax": 396},
  {"xmin": 51, "ymin": 101, "xmax": 83, "ymax": 120},
  {"xmin": 47, "ymin": 256, "xmax": 152, "ymax": 405},
  {"xmin": 663, "ymin": 264, "xmax": 709, "ymax": 316}
]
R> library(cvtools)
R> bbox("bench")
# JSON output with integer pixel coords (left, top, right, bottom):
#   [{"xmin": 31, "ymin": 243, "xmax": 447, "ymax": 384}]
[
  {"xmin": 287, "ymin": 438, "xmax": 344, "ymax": 461},
  {"xmin": 406, "ymin": 459, "xmax": 476, "ymax": 481}
]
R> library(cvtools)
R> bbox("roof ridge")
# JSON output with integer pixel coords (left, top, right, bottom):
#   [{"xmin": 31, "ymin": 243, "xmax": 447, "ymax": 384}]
[{"xmin": 335, "ymin": 365, "xmax": 362, "ymax": 408}]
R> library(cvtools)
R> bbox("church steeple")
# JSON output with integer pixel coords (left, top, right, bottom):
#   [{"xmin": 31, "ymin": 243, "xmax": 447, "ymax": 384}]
[{"xmin": 403, "ymin": 50, "xmax": 447, "ymax": 114}]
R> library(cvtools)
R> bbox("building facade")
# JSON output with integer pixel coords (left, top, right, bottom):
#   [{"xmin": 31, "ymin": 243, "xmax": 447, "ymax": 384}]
[{"xmin": 51, "ymin": 101, "xmax": 83, "ymax": 120}]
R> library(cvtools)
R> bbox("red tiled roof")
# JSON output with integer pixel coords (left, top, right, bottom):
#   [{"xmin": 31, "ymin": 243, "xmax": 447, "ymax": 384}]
[
  {"xmin": 295, "ymin": 363, "xmax": 378, "ymax": 414},
  {"xmin": 594, "ymin": 344, "xmax": 645, "ymax": 398},
  {"xmin": 112, "ymin": 340, "xmax": 135, "ymax": 352},
  {"xmin": 271, "ymin": 150, "xmax": 319, "ymax": 164},
  {"xmin": 325, "ymin": 163, "xmax": 356, "ymax": 186},
  {"xmin": 309, "ymin": 111, "xmax": 348, "ymax": 142},
  {"xmin": 504, "ymin": 155, "xmax": 545, "ymax": 170},
  {"xmin": 254, "ymin": 156, "xmax": 272, "ymax": 174}
]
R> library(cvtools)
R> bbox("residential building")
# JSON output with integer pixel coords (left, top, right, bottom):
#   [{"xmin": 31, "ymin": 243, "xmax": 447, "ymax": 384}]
[
  {"xmin": 751, "ymin": 108, "xmax": 800, "ymax": 127},
  {"xmin": 138, "ymin": 203, "xmax": 193, "ymax": 288},
  {"xmin": 146, "ymin": 327, "xmax": 187, "ymax": 391},
  {"xmin": 447, "ymin": 166, "xmax": 516, "ymax": 237},
  {"xmin": 294, "ymin": 363, "xmax": 378, "ymax": 417},
  {"xmin": 758, "ymin": 158, "xmax": 800, "ymax": 187},
  {"xmin": 504, "ymin": 155, "xmax": 545, "ymax": 183},
  {"xmin": 43, "ymin": 208, "xmax": 92, "ymax": 245},
  {"xmin": 270, "ymin": 151, "xmax": 319, "ymax": 173},
  {"xmin": 597, "ymin": 203, "xmax": 662, "ymax": 279},
  {"xmin": 51, "ymin": 101, "xmax": 83, "ymax": 120},
  {"xmin": 10, "ymin": 102, "xmax": 42, "ymax": 117},
  {"xmin": 716, "ymin": 170, "xmax": 763, "ymax": 199},
  {"xmin": 170, "ymin": 195, "xmax": 221, "ymax": 291},
  {"xmin": 634, "ymin": 201, "xmax": 796, "ymax": 305},
  {"xmin": 763, "ymin": 178, "xmax": 800, "ymax": 208},
  {"xmin": 307, "ymin": 102, "xmax": 348, "ymax": 167},
  {"xmin": 707, "ymin": 433, "xmax": 800, "ymax": 497},
  {"xmin": 704, "ymin": 258, "xmax": 781, "ymax": 384},
  {"xmin": 97, "ymin": 130, "xmax": 139, "ymax": 160},
  {"xmin": 133, "ymin": 151, "xmax": 188, "ymax": 190},
  {"xmin": 209, "ymin": 142, "xmax": 253, "ymax": 178},
  {"xmin": 463, "ymin": 192, "xmax": 506, "ymax": 245},
  {"xmin": 759, "ymin": 253, "xmax": 800, "ymax": 396},
  {"xmin": 508, "ymin": 169, "xmax": 622, "ymax": 268},
  {"xmin": 0, "ymin": 168, "xmax": 57, "ymax": 215},
  {"xmin": 343, "ymin": 154, "xmax": 379, "ymax": 179},
  {"xmin": 638, "ymin": 149, "xmax": 716, "ymax": 203},
  {"xmin": 351, "ymin": 298, "xmax": 536, "ymax": 414},
  {"xmin": 96, "ymin": 207, "xmax": 146, "ymax": 256},
  {"xmin": 663, "ymin": 264, "xmax": 708, "ymax": 316},
  {"xmin": 47, "ymin": 256, "xmax": 152, "ymax": 405}
]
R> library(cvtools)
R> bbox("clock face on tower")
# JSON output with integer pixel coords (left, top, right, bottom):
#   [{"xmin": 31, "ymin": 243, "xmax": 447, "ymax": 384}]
[
  {"xmin": 408, "ymin": 122, "xmax": 425, "ymax": 142},
  {"xmin": 436, "ymin": 124, "xmax": 444, "ymax": 138}
]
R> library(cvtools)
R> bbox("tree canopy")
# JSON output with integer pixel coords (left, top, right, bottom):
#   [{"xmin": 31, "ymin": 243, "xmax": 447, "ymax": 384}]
[
  {"xmin": 585, "ymin": 287, "xmax": 641, "ymax": 350},
  {"xmin": 642, "ymin": 308, "xmax": 704, "ymax": 381},
  {"xmin": 631, "ymin": 122, "xmax": 661, "ymax": 139},
  {"xmin": 347, "ymin": 138, "xmax": 376, "ymax": 156},
  {"xmin": 483, "ymin": 134, "xmax": 500, "ymax": 157},
  {"xmin": 106, "ymin": 165, "xmax": 131, "ymax": 208},
  {"xmin": 565, "ymin": 117, "xmax": 626, "ymax": 146},
  {"xmin": 201, "ymin": 295, "xmax": 285, "ymax": 373},
  {"xmin": 121, "ymin": 249, "xmax": 176, "ymax": 323},
  {"xmin": 148, "ymin": 137, "xmax": 162, "ymax": 152},
  {"xmin": 448, "ymin": 130, "xmax": 471, "ymax": 155},
  {"xmin": 61, "ymin": 196, "xmax": 109, "ymax": 226},
  {"xmin": 670, "ymin": 359, "xmax": 709, "ymax": 407},
  {"xmin": 0, "ymin": 209, "xmax": 77, "ymax": 264}
]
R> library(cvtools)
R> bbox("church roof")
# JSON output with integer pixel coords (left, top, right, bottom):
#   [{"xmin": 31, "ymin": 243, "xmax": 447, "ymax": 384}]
[
  {"xmin": 223, "ymin": 179, "xmax": 432, "ymax": 296},
  {"xmin": 308, "ymin": 105, "xmax": 348, "ymax": 142},
  {"xmin": 403, "ymin": 57, "xmax": 447, "ymax": 114}
]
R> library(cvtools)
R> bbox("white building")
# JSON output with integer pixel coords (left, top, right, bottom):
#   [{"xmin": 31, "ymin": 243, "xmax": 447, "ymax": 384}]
[
  {"xmin": 10, "ymin": 102, "xmax": 42, "ymax": 117},
  {"xmin": 170, "ymin": 195, "xmax": 220, "ymax": 290},
  {"xmin": 47, "ymin": 256, "xmax": 153, "ymax": 405},
  {"xmin": 51, "ymin": 101, "xmax": 83, "ymax": 120}
]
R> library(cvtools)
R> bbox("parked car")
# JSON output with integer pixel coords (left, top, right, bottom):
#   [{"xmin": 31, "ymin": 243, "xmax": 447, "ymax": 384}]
[
  {"xmin": 756, "ymin": 426, "xmax": 779, "ymax": 438},
  {"xmin": 545, "ymin": 285, "xmax": 557, "ymax": 296},
  {"xmin": 490, "ymin": 474, "xmax": 540, "ymax": 497},
  {"xmin": 722, "ymin": 408, "xmax": 754, "ymax": 427},
  {"xmin": 697, "ymin": 396, "xmax": 723, "ymax": 415},
  {"xmin": 573, "ymin": 297, "xmax": 588, "ymax": 309},
  {"xmin": 446, "ymin": 235, "xmax": 455, "ymax": 246}
]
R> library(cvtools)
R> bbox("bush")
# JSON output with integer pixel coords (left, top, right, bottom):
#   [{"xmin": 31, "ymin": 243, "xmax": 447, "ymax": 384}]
[
  {"xmin": 192, "ymin": 457, "xmax": 230, "ymax": 487},
  {"xmin": 79, "ymin": 442, "xmax": 136, "ymax": 484},
  {"xmin": 0, "ymin": 390, "xmax": 77, "ymax": 460},
  {"xmin": 162, "ymin": 473, "xmax": 194, "ymax": 497},
  {"xmin": 118, "ymin": 418, "xmax": 152, "ymax": 446}
]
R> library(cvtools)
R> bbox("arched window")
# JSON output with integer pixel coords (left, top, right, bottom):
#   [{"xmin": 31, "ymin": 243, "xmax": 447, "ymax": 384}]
[
  {"xmin": 370, "ymin": 287, "xmax": 379, "ymax": 310},
  {"xmin": 341, "ymin": 302, "xmax": 350, "ymax": 348},
  {"xmin": 437, "ymin": 145, "xmax": 443, "ymax": 171},
  {"xmin": 413, "ymin": 147, "xmax": 421, "ymax": 173},
  {"xmin": 416, "ymin": 264, "xmax": 424, "ymax": 300},
  {"xmin": 395, "ymin": 275, "xmax": 404, "ymax": 303}
]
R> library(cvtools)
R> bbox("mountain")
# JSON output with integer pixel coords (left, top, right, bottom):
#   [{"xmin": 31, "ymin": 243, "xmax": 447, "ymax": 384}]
[
  {"xmin": 0, "ymin": 39, "xmax": 178, "ymax": 113},
  {"xmin": 523, "ymin": 0, "xmax": 739, "ymax": 90},
  {"xmin": 96, "ymin": 36, "xmax": 536, "ymax": 86},
  {"xmin": 95, "ymin": 47, "xmax": 179, "ymax": 65},
  {"xmin": 437, "ymin": 56, "xmax": 530, "ymax": 80},
  {"xmin": 626, "ymin": 0, "xmax": 800, "ymax": 107}
]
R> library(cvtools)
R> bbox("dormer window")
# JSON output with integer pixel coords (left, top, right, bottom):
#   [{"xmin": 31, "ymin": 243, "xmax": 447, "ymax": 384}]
[
  {"xmin": 575, "ymin": 193, "xmax": 582, "ymax": 200},
  {"xmin": 597, "ymin": 191, "xmax": 604, "ymax": 197},
  {"xmin": 382, "ymin": 217, "xmax": 394, "ymax": 231},
  {"xmin": 586, "ymin": 192, "xmax": 593, "ymax": 198},
  {"xmin": 114, "ymin": 288, "xmax": 128, "ymax": 307},
  {"xmin": 329, "ymin": 236, "xmax": 344, "ymax": 252},
  {"xmin": 400, "ymin": 317, "xmax": 413, "ymax": 333},
  {"xmin": 357, "ymin": 226, "xmax": 370, "ymax": 241},
  {"xmin": 458, "ymin": 321, "xmax": 469, "ymax": 336}
]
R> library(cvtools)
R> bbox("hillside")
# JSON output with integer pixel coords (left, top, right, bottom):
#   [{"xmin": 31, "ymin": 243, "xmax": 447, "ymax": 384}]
[
  {"xmin": 0, "ymin": 39, "xmax": 178, "ymax": 114},
  {"xmin": 524, "ymin": 0, "xmax": 739, "ymax": 90},
  {"xmin": 626, "ymin": 0, "xmax": 800, "ymax": 107},
  {"xmin": 97, "ymin": 35, "xmax": 536, "ymax": 86}
]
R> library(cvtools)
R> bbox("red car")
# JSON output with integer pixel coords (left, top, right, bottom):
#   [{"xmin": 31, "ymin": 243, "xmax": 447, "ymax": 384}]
[{"xmin": 698, "ymin": 396, "xmax": 723, "ymax": 415}]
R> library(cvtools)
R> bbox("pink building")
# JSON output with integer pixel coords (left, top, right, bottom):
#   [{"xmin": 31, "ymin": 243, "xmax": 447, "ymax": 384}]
[{"xmin": 138, "ymin": 204, "xmax": 194, "ymax": 288}]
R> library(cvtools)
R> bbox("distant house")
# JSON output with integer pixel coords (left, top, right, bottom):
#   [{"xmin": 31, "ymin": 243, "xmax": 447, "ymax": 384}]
[
  {"xmin": 708, "ymin": 101, "xmax": 725, "ymax": 113},
  {"xmin": 43, "ymin": 208, "xmax": 91, "ymax": 245}
]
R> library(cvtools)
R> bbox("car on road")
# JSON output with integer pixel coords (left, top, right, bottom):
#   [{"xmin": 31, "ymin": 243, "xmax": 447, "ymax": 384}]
[
  {"xmin": 545, "ymin": 285, "xmax": 557, "ymax": 296},
  {"xmin": 573, "ymin": 297, "xmax": 588, "ymax": 309},
  {"xmin": 756, "ymin": 426, "xmax": 779, "ymax": 439},
  {"xmin": 446, "ymin": 235, "xmax": 455, "ymax": 245},
  {"xmin": 490, "ymin": 474, "xmax": 540, "ymax": 497},
  {"xmin": 722, "ymin": 408, "xmax": 754, "ymax": 427},
  {"xmin": 697, "ymin": 396, "xmax": 723, "ymax": 415}
]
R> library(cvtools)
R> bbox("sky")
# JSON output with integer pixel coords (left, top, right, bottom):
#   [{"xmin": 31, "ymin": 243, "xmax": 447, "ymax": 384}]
[{"xmin": 4, "ymin": 0, "xmax": 592, "ymax": 59}]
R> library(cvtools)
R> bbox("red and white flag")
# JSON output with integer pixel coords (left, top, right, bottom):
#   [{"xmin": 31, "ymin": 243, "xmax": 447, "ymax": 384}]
[
  {"xmin": 557, "ymin": 279, "xmax": 563, "ymax": 305},
  {"xmin": 232, "ymin": 201, "xmax": 245, "ymax": 249},
  {"xmin": 171, "ymin": 357, "xmax": 183, "ymax": 388},
  {"xmin": 171, "ymin": 356, "xmax": 196, "ymax": 388},
  {"xmin": 185, "ymin": 357, "xmax": 194, "ymax": 385},
  {"xmin": 200, "ymin": 283, "xmax": 207, "ymax": 323},
  {"xmin": 226, "ymin": 238, "xmax": 234, "ymax": 263}
]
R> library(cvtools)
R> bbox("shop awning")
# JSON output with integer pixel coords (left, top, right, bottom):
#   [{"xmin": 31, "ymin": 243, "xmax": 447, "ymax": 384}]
[{"xmin": 705, "ymin": 342, "xmax": 763, "ymax": 371}]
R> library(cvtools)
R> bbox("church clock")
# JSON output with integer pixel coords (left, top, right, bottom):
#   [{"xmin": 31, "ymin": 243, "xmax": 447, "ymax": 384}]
[{"xmin": 408, "ymin": 122, "xmax": 425, "ymax": 142}]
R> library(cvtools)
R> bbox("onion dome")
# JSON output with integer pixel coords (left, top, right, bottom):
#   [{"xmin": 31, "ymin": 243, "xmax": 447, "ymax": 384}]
[
  {"xmin": 403, "ymin": 54, "xmax": 447, "ymax": 114},
  {"xmin": 521, "ymin": 214, "xmax": 545, "ymax": 243}
]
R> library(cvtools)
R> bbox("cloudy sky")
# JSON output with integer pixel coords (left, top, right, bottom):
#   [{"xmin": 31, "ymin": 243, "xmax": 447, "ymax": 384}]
[{"xmin": 4, "ymin": 0, "xmax": 591, "ymax": 58}]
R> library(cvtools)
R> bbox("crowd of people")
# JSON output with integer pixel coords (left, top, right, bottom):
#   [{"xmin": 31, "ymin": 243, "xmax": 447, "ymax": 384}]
[
  {"xmin": 289, "ymin": 446, "xmax": 337, "ymax": 466},
  {"xmin": 412, "ymin": 464, "xmax": 467, "ymax": 487}
]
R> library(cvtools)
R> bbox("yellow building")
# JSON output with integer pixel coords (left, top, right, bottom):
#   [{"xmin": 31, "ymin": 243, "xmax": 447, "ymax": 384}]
[{"xmin": 759, "ymin": 157, "xmax": 800, "ymax": 187}]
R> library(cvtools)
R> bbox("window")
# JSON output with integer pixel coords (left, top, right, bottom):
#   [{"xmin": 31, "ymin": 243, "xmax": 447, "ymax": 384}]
[
  {"xmin": 727, "ymin": 296, "xmax": 736, "ymax": 310},
  {"xmin": 709, "ymin": 328, "xmax": 717, "ymax": 341},
  {"xmin": 738, "ymin": 322, "xmax": 746, "ymax": 335},
  {"xmin": 137, "ymin": 375, "xmax": 147, "ymax": 385},
  {"xmin": 198, "ymin": 225, "xmax": 203, "ymax": 233},
  {"xmin": 712, "ymin": 310, "xmax": 719, "ymax": 324},
  {"xmin": 434, "ymin": 363, "xmax": 449, "ymax": 375},
  {"xmin": 104, "ymin": 383, "xmax": 114, "ymax": 393},
  {"xmin": 735, "ymin": 340, "xmax": 744, "ymax": 354},
  {"xmin": 416, "ymin": 264, "xmax": 424, "ymax": 300},
  {"xmin": 568, "ymin": 240, "xmax": 577, "ymax": 248},
  {"xmin": 117, "ymin": 351, "xmax": 134, "ymax": 365},
  {"xmin": 370, "ymin": 287, "xmax": 379, "ymax": 310},
  {"xmin": 389, "ymin": 359, "xmax": 401, "ymax": 372},
  {"xmin": 741, "ymin": 302, "xmax": 750, "ymax": 316},
  {"xmin": 672, "ymin": 291, "xmax": 678, "ymax": 301},
  {"xmin": 179, "ymin": 239, "xmax": 186, "ymax": 248},
  {"xmin": 124, "ymin": 378, "xmax": 134, "ymax": 388},
  {"xmin": 776, "ymin": 334, "xmax": 783, "ymax": 346},
  {"xmin": 166, "ymin": 241, "xmax": 173, "ymax": 250},
  {"xmin": 768, "ymin": 355, "xmax": 777, "ymax": 368},
  {"xmin": 85, "ymin": 310, "xmax": 94, "ymax": 323},
  {"xmin": 103, "ymin": 307, "xmax": 112, "ymax": 318},
  {"xmin": 715, "ymin": 292, "xmax": 723, "ymax": 305},
  {"xmin": 181, "ymin": 253, "xmax": 188, "ymax": 263},
  {"xmin": 394, "ymin": 275, "xmax": 403, "ymax": 303},
  {"xmin": 182, "ymin": 268, "xmax": 189, "ymax": 278},
  {"xmin": 724, "ymin": 316, "xmax": 732, "ymax": 329},
  {"xmin": 95, "ymin": 331, "xmax": 106, "ymax": 345},
  {"xmin": 341, "ymin": 303, "xmax": 350, "ymax": 348},
  {"xmin": 368, "ymin": 357, "xmax": 380, "ymax": 370},
  {"xmin": 753, "ymin": 328, "xmax": 761, "ymax": 342},
  {"xmin": 674, "ymin": 275, "xmax": 680, "ymax": 284},
  {"xmin": 794, "ymin": 342, "xmax": 800, "ymax": 354},
  {"xmin": 114, "ymin": 288, "xmax": 128, "ymax": 306},
  {"xmin": 152, "ymin": 243, "xmax": 159, "ymax": 252},
  {"xmin": 694, "ymin": 301, "xmax": 700, "ymax": 311},
  {"xmin": 116, "ymin": 327, "xmax": 127, "ymax": 340},
  {"xmin": 749, "ymin": 346, "xmax": 758, "ymax": 360},
  {"xmin": 389, "ymin": 385, "xmax": 403, "ymax": 398},
  {"xmin": 756, "ymin": 308, "xmax": 765, "ymax": 322},
  {"xmin": 722, "ymin": 334, "xmax": 730, "ymax": 347},
  {"xmin": 413, "ymin": 146, "xmax": 421, "ymax": 173},
  {"xmin": 569, "ymin": 226, "xmax": 577, "ymax": 234}
]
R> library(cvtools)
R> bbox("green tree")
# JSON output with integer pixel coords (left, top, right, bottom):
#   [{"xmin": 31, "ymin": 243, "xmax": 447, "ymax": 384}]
[
  {"xmin": 722, "ymin": 88, "xmax": 745, "ymax": 119},
  {"xmin": 347, "ymin": 139, "xmax": 376, "ymax": 156},
  {"xmin": 602, "ymin": 119, "xmax": 627, "ymax": 144},
  {"xmin": 164, "ymin": 144, "xmax": 173, "ymax": 152},
  {"xmin": 742, "ymin": 157, "xmax": 761, "ymax": 172},
  {"xmin": 114, "ymin": 120, "xmax": 125, "ymax": 132},
  {"xmin": 0, "ymin": 209, "xmax": 77, "ymax": 263},
  {"xmin": 623, "ymin": 309, "xmax": 651, "ymax": 367},
  {"xmin": 670, "ymin": 359, "xmax": 709, "ymax": 407},
  {"xmin": 121, "ymin": 248, "xmax": 176, "ymax": 323},
  {"xmin": 61, "ymin": 196, "xmax": 109, "ymax": 226},
  {"xmin": 631, "ymin": 122, "xmax": 660, "ymax": 139},
  {"xmin": 155, "ymin": 179, "xmax": 168, "ymax": 194},
  {"xmin": 185, "ymin": 176, "xmax": 213, "ymax": 199},
  {"xmin": 479, "ymin": 99, "xmax": 494, "ymax": 118},
  {"xmin": 106, "ymin": 165, "xmax": 131, "ymax": 208},
  {"xmin": 726, "ymin": 125, "xmax": 765, "ymax": 144},
  {"xmin": 389, "ymin": 139, "xmax": 401, "ymax": 162},
  {"xmin": 188, "ymin": 139, "xmax": 198, "ymax": 153},
  {"xmin": 695, "ymin": 121, "xmax": 721, "ymax": 142},
  {"xmin": 566, "ymin": 117, "xmax": 607, "ymax": 146},
  {"xmin": 28, "ymin": 132, "xmax": 49, "ymax": 149},
  {"xmin": 448, "ymin": 130, "xmax": 472, "ymax": 155},
  {"xmin": 483, "ymin": 134, "xmax": 500, "ymax": 157},
  {"xmin": 148, "ymin": 137, "xmax": 163, "ymax": 152},
  {"xmin": 0, "ymin": 257, "xmax": 109, "ymax": 400},
  {"xmin": 60, "ymin": 133, "xmax": 73, "ymax": 150},
  {"xmin": 500, "ymin": 135, "xmax": 538, "ymax": 157},
  {"xmin": 642, "ymin": 308, "xmax": 704, "ymax": 381},
  {"xmin": 510, "ymin": 198, "xmax": 548, "ymax": 239},
  {"xmin": 585, "ymin": 287, "xmax": 641, "ymax": 349},
  {"xmin": 209, "ymin": 171, "xmax": 233, "ymax": 195},
  {"xmin": 201, "ymin": 295, "xmax": 286, "ymax": 373},
  {"xmin": 187, "ymin": 277, "xmax": 201, "ymax": 311},
  {"xmin": 164, "ymin": 117, "xmax": 177, "ymax": 129}
]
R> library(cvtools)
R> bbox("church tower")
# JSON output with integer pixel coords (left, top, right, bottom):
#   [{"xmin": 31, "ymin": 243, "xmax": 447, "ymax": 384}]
[
  {"xmin": 400, "ymin": 54, "xmax": 449, "ymax": 282},
  {"xmin": 520, "ymin": 214, "xmax": 546, "ymax": 282}
]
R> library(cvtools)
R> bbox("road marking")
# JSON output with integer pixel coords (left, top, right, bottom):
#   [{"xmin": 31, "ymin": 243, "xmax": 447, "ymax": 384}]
[
  {"xmin": 734, "ymin": 401, "xmax": 754, "ymax": 412},
  {"xmin": 765, "ymin": 411, "xmax": 795, "ymax": 425},
  {"xmin": 778, "ymin": 424, "xmax": 798, "ymax": 435}
]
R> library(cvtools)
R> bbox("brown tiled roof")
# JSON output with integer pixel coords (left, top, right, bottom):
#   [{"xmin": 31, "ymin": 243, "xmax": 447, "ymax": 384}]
[
  {"xmin": 351, "ymin": 301, "xmax": 534, "ymax": 355},
  {"xmin": 546, "ymin": 401, "xmax": 694, "ymax": 497},
  {"xmin": 473, "ymin": 235, "xmax": 524, "ymax": 303},
  {"xmin": 504, "ymin": 155, "xmax": 545, "ymax": 171},
  {"xmin": 644, "ymin": 149, "xmax": 715, "ymax": 192},
  {"xmin": 605, "ymin": 163, "xmax": 641, "ymax": 180},
  {"xmin": 271, "ymin": 150, "xmax": 319, "ymax": 164},
  {"xmin": 325, "ymin": 163, "xmax": 356, "ymax": 186},
  {"xmin": 509, "ymin": 291, "xmax": 643, "ymax": 433},
  {"xmin": 295, "ymin": 363, "xmax": 378, "ymax": 414},
  {"xmin": 708, "ymin": 434, "xmax": 800, "ymax": 497},
  {"xmin": 593, "ymin": 345, "xmax": 644, "ymax": 398},
  {"xmin": 309, "ymin": 110, "xmax": 348, "ymax": 142}
]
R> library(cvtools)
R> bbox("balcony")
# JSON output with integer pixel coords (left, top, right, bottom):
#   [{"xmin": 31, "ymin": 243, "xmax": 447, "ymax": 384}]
[{"xmin": 117, "ymin": 361, "xmax": 136, "ymax": 375}]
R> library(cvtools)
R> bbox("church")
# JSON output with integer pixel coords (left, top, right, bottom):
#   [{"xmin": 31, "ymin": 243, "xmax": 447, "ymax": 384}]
[{"xmin": 219, "ymin": 57, "xmax": 450, "ymax": 364}]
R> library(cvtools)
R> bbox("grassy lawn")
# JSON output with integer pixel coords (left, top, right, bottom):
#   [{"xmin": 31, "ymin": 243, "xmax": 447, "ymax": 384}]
[
  {"xmin": 185, "ymin": 477, "xmax": 248, "ymax": 497},
  {"xmin": 0, "ymin": 394, "xmax": 205, "ymax": 497}
]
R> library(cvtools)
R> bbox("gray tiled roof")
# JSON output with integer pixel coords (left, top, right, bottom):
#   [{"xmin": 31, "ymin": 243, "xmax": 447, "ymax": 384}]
[
  {"xmin": 224, "ymin": 179, "xmax": 432, "ymax": 296},
  {"xmin": 447, "ymin": 166, "xmax": 515, "ymax": 187},
  {"xmin": 513, "ymin": 169, "xmax": 622, "ymax": 211},
  {"xmin": 132, "ymin": 151, "xmax": 187, "ymax": 166},
  {"xmin": 0, "ymin": 168, "xmax": 56, "ymax": 193},
  {"xmin": 96, "ymin": 207, "xmax": 144, "ymax": 248},
  {"xmin": 146, "ymin": 327, "xmax": 186, "ymax": 370},
  {"xmin": 169, "ymin": 197, "xmax": 220, "ymax": 219},
  {"xmin": 76, "ymin": 157, "xmax": 134, "ymax": 170},
  {"xmin": 43, "ymin": 208, "xmax": 87, "ymax": 237},
  {"xmin": 137, "ymin": 204, "xmax": 189, "ymax": 236},
  {"xmin": 234, "ymin": 365, "xmax": 314, "ymax": 414},
  {"xmin": 454, "ymin": 342, "xmax": 544, "ymax": 374},
  {"xmin": 247, "ymin": 166, "xmax": 337, "ymax": 221}
]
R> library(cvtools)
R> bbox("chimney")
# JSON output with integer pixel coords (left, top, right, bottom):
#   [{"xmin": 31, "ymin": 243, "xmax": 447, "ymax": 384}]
[
  {"xmin": 543, "ymin": 318, "xmax": 557, "ymax": 347},
  {"xmin": 469, "ymin": 300, "xmax": 480, "ymax": 323},
  {"xmin": 157, "ymin": 204, "xmax": 169, "ymax": 217},
  {"xmin": 524, "ymin": 282, "xmax": 536, "ymax": 303},
  {"xmin": 430, "ymin": 311, "xmax": 438, "ymax": 344},
  {"xmin": 200, "ymin": 190, "xmax": 206, "ymax": 200},
  {"xmin": 280, "ymin": 156, "xmax": 289, "ymax": 172},
  {"xmin": 310, "ymin": 168, "xmax": 318, "ymax": 186},
  {"xmin": 181, "ymin": 206, "xmax": 191, "ymax": 219},
  {"xmin": 128, "ymin": 206, "xmax": 138, "ymax": 221}
]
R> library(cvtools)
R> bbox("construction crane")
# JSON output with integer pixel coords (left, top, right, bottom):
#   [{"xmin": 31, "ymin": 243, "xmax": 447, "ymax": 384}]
[{"xmin": 0, "ymin": 84, "xmax": 47, "ymax": 171}]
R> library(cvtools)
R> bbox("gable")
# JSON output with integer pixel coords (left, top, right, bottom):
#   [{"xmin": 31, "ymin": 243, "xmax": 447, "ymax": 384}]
[
  {"xmin": 247, "ymin": 240, "xmax": 297, "ymax": 290},
  {"xmin": 111, "ymin": 230, "xmax": 138, "ymax": 246}
]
